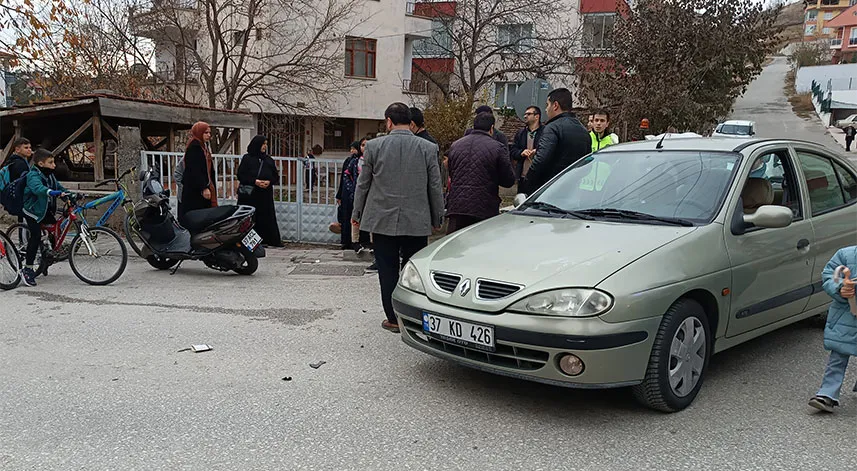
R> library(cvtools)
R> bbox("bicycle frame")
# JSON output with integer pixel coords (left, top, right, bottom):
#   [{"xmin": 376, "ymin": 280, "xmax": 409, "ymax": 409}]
[{"xmin": 67, "ymin": 188, "xmax": 127, "ymax": 228}]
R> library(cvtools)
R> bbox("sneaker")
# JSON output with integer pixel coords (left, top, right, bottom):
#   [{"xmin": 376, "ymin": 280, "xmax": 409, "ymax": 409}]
[
  {"xmin": 808, "ymin": 395, "xmax": 836, "ymax": 413},
  {"xmin": 21, "ymin": 267, "xmax": 37, "ymax": 287},
  {"xmin": 365, "ymin": 262, "xmax": 378, "ymax": 274}
]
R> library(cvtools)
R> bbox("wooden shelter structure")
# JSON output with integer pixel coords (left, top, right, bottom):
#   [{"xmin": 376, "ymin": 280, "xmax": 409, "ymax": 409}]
[{"xmin": 0, "ymin": 94, "xmax": 254, "ymax": 182}]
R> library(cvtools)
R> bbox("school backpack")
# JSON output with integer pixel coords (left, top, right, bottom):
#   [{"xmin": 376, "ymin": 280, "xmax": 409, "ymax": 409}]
[
  {"xmin": 0, "ymin": 170, "xmax": 28, "ymax": 216},
  {"xmin": 0, "ymin": 164, "xmax": 11, "ymax": 192}
]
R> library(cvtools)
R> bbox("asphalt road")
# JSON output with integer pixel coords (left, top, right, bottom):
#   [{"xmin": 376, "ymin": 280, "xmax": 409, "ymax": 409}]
[
  {"xmin": 1, "ymin": 252, "xmax": 855, "ymax": 470},
  {"xmin": 731, "ymin": 56, "xmax": 835, "ymax": 147},
  {"xmin": 3, "ymin": 59, "xmax": 857, "ymax": 470}
]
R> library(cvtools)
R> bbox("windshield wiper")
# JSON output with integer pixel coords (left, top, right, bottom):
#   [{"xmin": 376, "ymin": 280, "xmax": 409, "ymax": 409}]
[
  {"xmin": 576, "ymin": 208, "xmax": 695, "ymax": 227},
  {"xmin": 518, "ymin": 201, "xmax": 595, "ymax": 220}
]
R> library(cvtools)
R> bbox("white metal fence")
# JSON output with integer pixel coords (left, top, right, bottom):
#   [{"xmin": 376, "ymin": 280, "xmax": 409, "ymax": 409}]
[{"xmin": 141, "ymin": 151, "xmax": 344, "ymax": 244}]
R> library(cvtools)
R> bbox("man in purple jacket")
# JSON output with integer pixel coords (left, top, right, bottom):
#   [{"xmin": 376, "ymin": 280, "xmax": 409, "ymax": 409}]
[{"xmin": 446, "ymin": 112, "xmax": 516, "ymax": 234}]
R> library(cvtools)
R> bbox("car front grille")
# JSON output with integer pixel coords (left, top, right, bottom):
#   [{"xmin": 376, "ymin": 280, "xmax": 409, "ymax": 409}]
[
  {"xmin": 476, "ymin": 279, "xmax": 521, "ymax": 300},
  {"xmin": 401, "ymin": 317, "xmax": 549, "ymax": 371},
  {"xmin": 431, "ymin": 272, "xmax": 461, "ymax": 293}
]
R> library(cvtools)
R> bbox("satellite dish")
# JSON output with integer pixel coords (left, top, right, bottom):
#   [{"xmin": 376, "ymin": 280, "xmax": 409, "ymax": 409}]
[{"xmin": 512, "ymin": 79, "xmax": 552, "ymax": 121}]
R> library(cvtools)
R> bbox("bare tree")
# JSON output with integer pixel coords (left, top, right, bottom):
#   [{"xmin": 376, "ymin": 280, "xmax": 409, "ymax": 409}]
[
  {"xmin": 131, "ymin": 0, "xmax": 361, "ymax": 114},
  {"xmin": 412, "ymin": 0, "xmax": 580, "ymax": 102}
]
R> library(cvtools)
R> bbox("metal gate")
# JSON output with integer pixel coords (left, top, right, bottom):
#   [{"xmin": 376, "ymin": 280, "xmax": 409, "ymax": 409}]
[{"xmin": 141, "ymin": 151, "xmax": 342, "ymax": 244}]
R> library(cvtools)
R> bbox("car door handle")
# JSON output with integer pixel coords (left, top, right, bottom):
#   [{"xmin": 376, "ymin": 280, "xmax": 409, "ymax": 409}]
[{"xmin": 797, "ymin": 239, "xmax": 810, "ymax": 250}]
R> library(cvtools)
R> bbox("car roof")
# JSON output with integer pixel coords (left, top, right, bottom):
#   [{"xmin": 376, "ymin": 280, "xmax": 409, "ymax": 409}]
[
  {"xmin": 719, "ymin": 120, "xmax": 754, "ymax": 126},
  {"xmin": 598, "ymin": 137, "xmax": 834, "ymax": 155}
]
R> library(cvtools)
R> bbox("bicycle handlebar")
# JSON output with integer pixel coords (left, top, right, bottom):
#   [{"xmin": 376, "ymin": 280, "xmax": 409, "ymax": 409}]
[{"xmin": 94, "ymin": 167, "xmax": 136, "ymax": 189}]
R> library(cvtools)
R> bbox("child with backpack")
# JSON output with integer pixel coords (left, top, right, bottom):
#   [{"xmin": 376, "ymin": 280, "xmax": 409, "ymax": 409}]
[
  {"xmin": 19, "ymin": 149, "xmax": 70, "ymax": 287},
  {"xmin": 808, "ymin": 245, "xmax": 857, "ymax": 413},
  {"xmin": 0, "ymin": 138, "xmax": 34, "ymax": 219}
]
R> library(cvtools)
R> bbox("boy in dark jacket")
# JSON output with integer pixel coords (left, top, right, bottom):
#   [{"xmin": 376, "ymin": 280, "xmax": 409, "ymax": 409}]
[
  {"xmin": 21, "ymin": 149, "xmax": 69, "ymax": 286},
  {"xmin": 4, "ymin": 137, "xmax": 33, "ymax": 183}
]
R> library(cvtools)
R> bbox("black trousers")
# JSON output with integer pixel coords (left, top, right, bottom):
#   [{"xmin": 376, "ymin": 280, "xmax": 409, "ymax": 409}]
[
  {"xmin": 373, "ymin": 233, "xmax": 428, "ymax": 324},
  {"xmin": 847, "ymin": 137, "xmax": 853, "ymax": 152}
]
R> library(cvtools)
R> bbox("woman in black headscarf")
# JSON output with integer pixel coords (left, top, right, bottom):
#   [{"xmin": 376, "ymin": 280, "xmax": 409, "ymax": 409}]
[{"xmin": 237, "ymin": 135, "xmax": 283, "ymax": 247}]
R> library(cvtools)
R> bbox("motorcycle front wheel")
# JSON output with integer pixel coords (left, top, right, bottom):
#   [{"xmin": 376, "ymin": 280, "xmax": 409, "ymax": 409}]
[{"xmin": 146, "ymin": 255, "xmax": 180, "ymax": 270}]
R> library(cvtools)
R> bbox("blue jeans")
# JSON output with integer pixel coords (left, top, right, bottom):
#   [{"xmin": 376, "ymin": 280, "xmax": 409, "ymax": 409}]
[{"xmin": 817, "ymin": 350, "xmax": 851, "ymax": 403}]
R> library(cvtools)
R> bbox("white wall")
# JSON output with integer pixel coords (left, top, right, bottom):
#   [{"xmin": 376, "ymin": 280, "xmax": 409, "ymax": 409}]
[{"xmin": 796, "ymin": 63, "xmax": 857, "ymax": 93}]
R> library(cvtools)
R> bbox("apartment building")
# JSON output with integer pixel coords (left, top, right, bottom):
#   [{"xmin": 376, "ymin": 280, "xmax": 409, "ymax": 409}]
[
  {"xmin": 804, "ymin": 0, "xmax": 857, "ymax": 40},
  {"xmin": 827, "ymin": 3, "xmax": 857, "ymax": 62},
  {"xmin": 133, "ymin": 0, "xmax": 433, "ymax": 158}
]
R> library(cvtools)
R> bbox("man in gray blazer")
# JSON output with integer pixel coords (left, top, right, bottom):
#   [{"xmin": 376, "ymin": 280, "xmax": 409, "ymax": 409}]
[{"xmin": 352, "ymin": 102, "xmax": 445, "ymax": 333}]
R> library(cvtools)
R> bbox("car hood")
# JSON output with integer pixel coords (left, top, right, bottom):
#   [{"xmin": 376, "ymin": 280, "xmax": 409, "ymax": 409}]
[{"xmin": 417, "ymin": 213, "xmax": 697, "ymax": 311}]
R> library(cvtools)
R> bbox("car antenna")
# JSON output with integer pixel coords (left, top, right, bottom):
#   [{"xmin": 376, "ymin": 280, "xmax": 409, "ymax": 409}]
[{"xmin": 655, "ymin": 127, "xmax": 670, "ymax": 150}]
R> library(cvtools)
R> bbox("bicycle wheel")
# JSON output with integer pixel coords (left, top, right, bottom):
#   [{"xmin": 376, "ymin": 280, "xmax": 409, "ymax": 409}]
[
  {"xmin": 68, "ymin": 226, "xmax": 128, "ymax": 286},
  {"xmin": 0, "ymin": 231, "xmax": 22, "ymax": 290},
  {"xmin": 6, "ymin": 223, "xmax": 48, "ymax": 276},
  {"xmin": 123, "ymin": 212, "xmax": 145, "ymax": 257}
]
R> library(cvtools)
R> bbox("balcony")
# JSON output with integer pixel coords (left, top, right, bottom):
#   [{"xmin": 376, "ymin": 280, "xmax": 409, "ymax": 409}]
[{"xmin": 403, "ymin": 79, "xmax": 428, "ymax": 95}]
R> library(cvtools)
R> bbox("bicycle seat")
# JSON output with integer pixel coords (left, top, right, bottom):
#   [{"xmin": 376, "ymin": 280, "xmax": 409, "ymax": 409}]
[{"xmin": 182, "ymin": 206, "xmax": 239, "ymax": 232}]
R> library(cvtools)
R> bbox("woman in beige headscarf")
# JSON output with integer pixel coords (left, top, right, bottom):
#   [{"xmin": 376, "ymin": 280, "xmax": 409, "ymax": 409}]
[{"xmin": 179, "ymin": 121, "xmax": 218, "ymax": 225}]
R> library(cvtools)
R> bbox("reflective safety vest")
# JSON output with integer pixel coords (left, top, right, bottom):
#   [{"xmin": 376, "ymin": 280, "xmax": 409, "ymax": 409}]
[{"xmin": 590, "ymin": 132, "xmax": 619, "ymax": 153}]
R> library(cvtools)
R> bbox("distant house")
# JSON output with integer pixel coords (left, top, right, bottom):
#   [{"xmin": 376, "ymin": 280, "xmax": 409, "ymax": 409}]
[
  {"xmin": 828, "ymin": 3, "xmax": 857, "ymax": 63},
  {"xmin": 804, "ymin": 0, "xmax": 855, "ymax": 41}
]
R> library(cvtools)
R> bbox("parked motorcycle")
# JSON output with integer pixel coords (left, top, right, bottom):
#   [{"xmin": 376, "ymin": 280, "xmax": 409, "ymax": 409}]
[{"xmin": 132, "ymin": 168, "xmax": 265, "ymax": 275}]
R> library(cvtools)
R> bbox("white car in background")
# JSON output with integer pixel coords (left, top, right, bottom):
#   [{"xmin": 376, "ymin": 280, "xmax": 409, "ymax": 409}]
[
  {"xmin": 712, "ymin": 120, "xmax": 756, "ymax": 139},
  {"xmin": 835, "ymin": 114, "xmax": 857, "ymax": 129},
  {"xmin": 713, "ymin": 120, "xmax": 755, "ymax": 138}
]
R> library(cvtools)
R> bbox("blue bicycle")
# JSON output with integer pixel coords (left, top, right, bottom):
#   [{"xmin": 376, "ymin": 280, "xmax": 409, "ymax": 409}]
[{"xmin": 7, "ymin": 167, "xmax": 145, "ymax": 262}]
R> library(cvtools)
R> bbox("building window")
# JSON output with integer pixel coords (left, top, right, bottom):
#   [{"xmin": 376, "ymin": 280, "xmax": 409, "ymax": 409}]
[
  {"xmin": 805, "ymin": 24, "xmax": 817, "ymax": 36},
  {"xmin": 824, "ymin": 12, "xmax": 834, "ymax": 21},
  {"xmin": 324, "ymin": 118, "xmax": 355, "ymax": 151},
  {"xmin": 582, "ymin": 13, "xmax": 616, "ymax": 51},
  {"xmin": 345, "ymin": 37, "xmax": 377, "ymax": 78},
  {"xmin": 494, "ymin": 82, "xmax": 522, "ymax": 108},
  {"xmin": 414, "ymin": 19, "xmax": 453, "ymax": 58},
  {"xmin": 806, "ymin": 10, "xmax": 817, "ymax": 21},
  {"xmin": 498, "ymin": 24, "xmax": 534, "ymax": 53},
  {"xmin": 823, "ymin": 27, "xmax": 832, "ymax": 35}
]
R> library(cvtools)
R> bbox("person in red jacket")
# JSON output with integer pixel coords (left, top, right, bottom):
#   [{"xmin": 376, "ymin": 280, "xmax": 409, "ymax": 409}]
[{"xmin": 445, "ymin": 112, "xmax": 516, "ymax": 234}]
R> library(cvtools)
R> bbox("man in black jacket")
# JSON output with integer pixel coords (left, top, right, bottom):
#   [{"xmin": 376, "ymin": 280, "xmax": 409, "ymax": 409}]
[
  {"xmin": 409, "ymin": 107, "xmax": 437, "ymax": 146},
  {"xmin": 519, "ymin": 88, "xmax": 590, "ymax": 195},
  {"xmin": 509, "ymin": 106, "xmax": 543, "ymax": 185},
  {"xmin": 446, "ymin": 113, "xmax": 516, "ymax": 233},
  {"xmin": 465, "ymin": 105, "xmax": 509, "ymax": 149}
]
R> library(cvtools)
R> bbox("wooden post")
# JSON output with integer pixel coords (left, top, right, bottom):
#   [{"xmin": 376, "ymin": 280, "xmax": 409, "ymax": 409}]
[
  {"xmin": 92, "ymin": 113, "xmax": 104, "ymax": 181},
  {"xmin": 168, "ymin": 125, "xmax": 176, "ymax": 152}
]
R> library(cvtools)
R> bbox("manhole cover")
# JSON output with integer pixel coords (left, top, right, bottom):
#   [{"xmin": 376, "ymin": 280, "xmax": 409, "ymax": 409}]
[{"xmin": 290, "ymin": 264, "xmax": 367, "ymax": 277}]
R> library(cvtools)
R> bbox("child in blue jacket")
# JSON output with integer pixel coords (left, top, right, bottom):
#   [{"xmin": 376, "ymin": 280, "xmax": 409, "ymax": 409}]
[
  {"xmin": 20, "ymin": 149, "xmax": 69, "ymax": 287},
  {"xmin": 808, "ymin": 246, "xmax": 857, "ymax": 413}
]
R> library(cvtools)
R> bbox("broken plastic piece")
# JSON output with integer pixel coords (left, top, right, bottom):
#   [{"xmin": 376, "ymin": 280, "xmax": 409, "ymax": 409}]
[
  {"xmin": 309, "ymin": 361, "xmax": 326, "ymax": 369},
  {"xmin": 191, "ymin": 344, "xmax": 212, "ymax": 352}
]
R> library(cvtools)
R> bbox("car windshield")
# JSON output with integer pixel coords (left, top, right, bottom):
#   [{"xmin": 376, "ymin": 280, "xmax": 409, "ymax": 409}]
[
  {"xmin": 718, "ymin": 124, "xmax": 752, "ymax": 135},
  {"xmin": 519, "ymin": 151, "xmax": 743, "ymax": 224}
]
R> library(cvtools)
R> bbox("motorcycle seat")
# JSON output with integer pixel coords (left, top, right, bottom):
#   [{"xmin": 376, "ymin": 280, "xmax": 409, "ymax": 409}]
[{"xmin": 183, "ymin": 205, "xmax": 239, "ymax": 232}]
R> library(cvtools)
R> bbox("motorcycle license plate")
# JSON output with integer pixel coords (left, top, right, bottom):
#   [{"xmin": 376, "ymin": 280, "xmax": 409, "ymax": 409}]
[{"xmin": 242, "ymin": 229, "xmax": 262, "ymax": 251}]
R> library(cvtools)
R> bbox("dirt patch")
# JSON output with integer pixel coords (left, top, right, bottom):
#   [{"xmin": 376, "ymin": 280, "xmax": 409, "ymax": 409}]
[{"xmin": 784, "ymin": 69, "xmax": 815, "ymax": 120}]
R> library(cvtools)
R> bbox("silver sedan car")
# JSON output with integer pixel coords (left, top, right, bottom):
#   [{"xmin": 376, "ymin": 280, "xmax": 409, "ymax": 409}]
[{"xmin": 392, "ymin": 138, "xmax": 857, "ymax": 412}]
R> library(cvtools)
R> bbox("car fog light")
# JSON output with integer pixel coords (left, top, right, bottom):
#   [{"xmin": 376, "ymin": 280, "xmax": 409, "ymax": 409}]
[{"xmin": 558, "ymin": 354, "xmax": 585, "ymax": 376}]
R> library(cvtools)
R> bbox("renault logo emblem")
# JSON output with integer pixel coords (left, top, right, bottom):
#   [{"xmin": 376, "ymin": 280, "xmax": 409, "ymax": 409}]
[{"xmin": 459, "ymin": 279, "xmax": 471, "ymax": 297}]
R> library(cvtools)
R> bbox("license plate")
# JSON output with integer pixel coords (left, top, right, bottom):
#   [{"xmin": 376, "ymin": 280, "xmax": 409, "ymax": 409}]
[
  {"xmin": 241, "ymin": 229, "xmax": 262, "ymax": 251},
  {"xmin": 422, "ymin": 312, "xmax": 495, "ymax": 351}
]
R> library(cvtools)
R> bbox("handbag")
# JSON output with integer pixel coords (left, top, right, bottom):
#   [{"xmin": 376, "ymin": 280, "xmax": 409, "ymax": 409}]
[{"xmin": 238, "ymin": 158, "xmax": 263, "ymax": 197}]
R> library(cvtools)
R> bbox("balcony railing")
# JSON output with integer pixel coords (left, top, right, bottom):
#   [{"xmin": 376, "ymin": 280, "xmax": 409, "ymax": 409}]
[
  {"xmin": 403, "ymin": 79, "xmax": 428, "ymax": 94},
  {"xmin": 406, "ymin": 1, "xmax": 416, "ymax": 15}
]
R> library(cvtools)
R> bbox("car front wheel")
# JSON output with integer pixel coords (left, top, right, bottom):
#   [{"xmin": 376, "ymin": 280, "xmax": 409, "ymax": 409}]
[{"xmin": 632, "ymin": 298, "xmax": 710, "ymax": 412}]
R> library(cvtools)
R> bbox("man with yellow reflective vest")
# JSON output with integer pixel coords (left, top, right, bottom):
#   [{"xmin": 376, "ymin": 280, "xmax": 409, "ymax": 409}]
[
  {"xmin": 581, "ymin": 109, "xmax": 619, "ymax": 192},
  {"xmin": 590, "ymin": 109, "xmax": 619, "ymax": 152}
]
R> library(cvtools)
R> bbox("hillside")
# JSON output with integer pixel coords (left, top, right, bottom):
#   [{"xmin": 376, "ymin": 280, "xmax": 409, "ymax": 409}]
[{"xmin": 776, "ymin": 0, "xmax": 806, "ymax": 49}]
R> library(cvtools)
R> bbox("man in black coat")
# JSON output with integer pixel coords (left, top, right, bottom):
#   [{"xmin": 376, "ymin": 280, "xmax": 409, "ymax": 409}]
[
  {"xmin": 519, "ymin": 88, "xmax": 590, "ymax": 195},
  {"xmin": 409, "ymin": 107, "xmax": 437, "ymax": 147},
  {"xmin": 509, "ymin": 106, "xmax": 544, "ymax": 185},
  {"xmin": 446, "ymin": 112, "xmax": 516, "ymax": 234},
  {"xmin": 464, "ymin": 105, "xmax": 509, "ymax": 149},
  {"xmin": 846, "ymin": 125, "xmax": 856, "ymax": 152}
]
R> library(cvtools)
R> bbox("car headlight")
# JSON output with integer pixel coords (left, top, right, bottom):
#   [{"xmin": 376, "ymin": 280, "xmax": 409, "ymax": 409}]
[
  {"xmin": 399, "ymin": 261, "xmax": 425, "ymax": 294},
  {"xmin": 509, "ymin": 289, "xmax": 613, "ymax": 317}
]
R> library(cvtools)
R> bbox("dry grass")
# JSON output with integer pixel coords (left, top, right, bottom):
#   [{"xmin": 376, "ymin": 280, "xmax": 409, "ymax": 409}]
[{"xmin": 783, "ymin": 68, "xmax": 816, "ymax": 120}]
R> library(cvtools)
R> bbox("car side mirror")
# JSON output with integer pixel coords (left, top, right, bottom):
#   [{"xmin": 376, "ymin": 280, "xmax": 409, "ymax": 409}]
[{"xmin": 742, "ymin": 205, "xmax": 793, "ymax": 229}]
